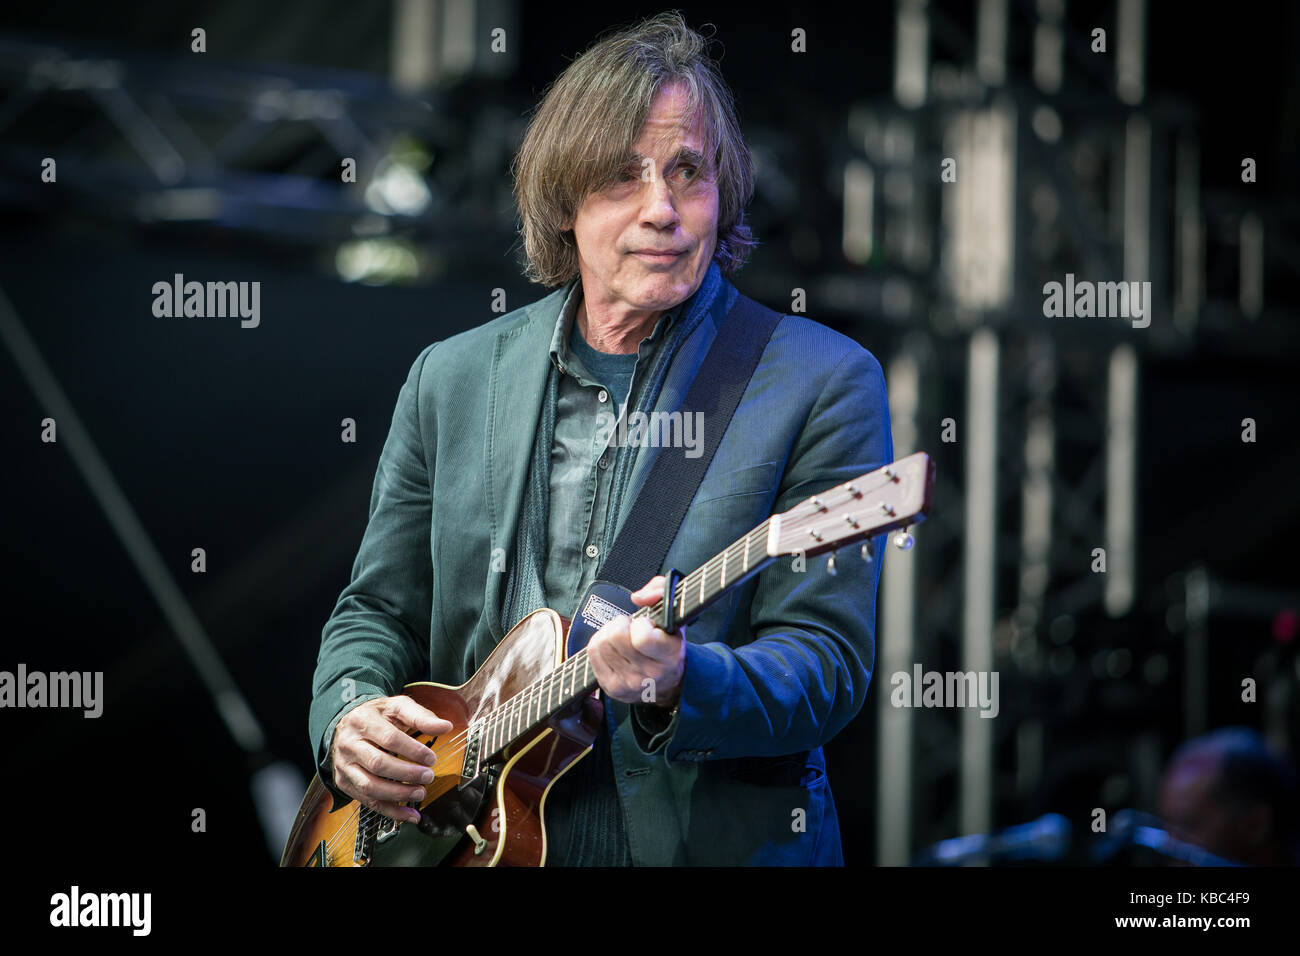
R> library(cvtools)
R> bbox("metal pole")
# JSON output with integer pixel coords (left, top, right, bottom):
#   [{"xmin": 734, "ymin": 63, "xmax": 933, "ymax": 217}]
[
  {"xmin": 962, "ymin": 329, "xmax": 999, "ymax": 839},
  {"xmin": 878, "ymin": 349, "xmax": 921, "ymax": 865}
]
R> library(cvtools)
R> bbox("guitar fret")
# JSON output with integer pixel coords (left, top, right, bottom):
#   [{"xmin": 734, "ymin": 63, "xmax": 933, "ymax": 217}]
[
  {"xmin": 488, "ymin": 556, "xmax": 764, "ymax": 759},
  {"xmin": 488, "ymin": 520, "xmax": 776, "ymax": 759},
  {"xmin": 484, "ymin": 469, "xmax": 913, "ymax": 777}
]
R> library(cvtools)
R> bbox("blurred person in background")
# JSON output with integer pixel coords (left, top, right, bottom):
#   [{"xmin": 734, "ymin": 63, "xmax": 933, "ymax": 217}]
[{"xmin": 1158, "ymin": 726, "xmax": 1299, "ymax": 866}]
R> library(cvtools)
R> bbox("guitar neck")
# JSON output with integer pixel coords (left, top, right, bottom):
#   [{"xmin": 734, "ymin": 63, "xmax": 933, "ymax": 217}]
[
  {"xmin": 476, "ymin": 450, "xmax": 935, "ymax": 762},
  {"xmin": 480, "ymin": 517, "xmax": 777, "ymax": 759}
]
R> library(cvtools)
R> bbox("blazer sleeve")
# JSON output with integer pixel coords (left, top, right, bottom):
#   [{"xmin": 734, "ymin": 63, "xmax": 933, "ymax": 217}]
[
  {"xmin": 308, "ymin": 343, "xmax": 439, "ymax": 805},
  {"xmin": 638, "ymin": 343, "xmax": 893, "ymax": 761}
]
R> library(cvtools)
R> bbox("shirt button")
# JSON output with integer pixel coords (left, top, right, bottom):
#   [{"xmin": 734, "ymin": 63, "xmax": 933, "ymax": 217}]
[
  {"xmin": 597, "ymin": 389, "xmax": 608, "ymax": 403},
  {"xmin": 585, "ymin": 544, "xmax": 599, "ymax": 559},
  {"xmin": 598, "ymin": 456, "xmax": 608, "ymax": 469}
]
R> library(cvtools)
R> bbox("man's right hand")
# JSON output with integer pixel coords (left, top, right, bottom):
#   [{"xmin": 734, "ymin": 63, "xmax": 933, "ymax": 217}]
[{"xmin": 330, "ymin": 695, "xmax": 453, "ymax": 825}]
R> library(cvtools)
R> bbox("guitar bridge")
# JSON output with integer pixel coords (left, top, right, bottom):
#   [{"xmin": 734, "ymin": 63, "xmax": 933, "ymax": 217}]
[
  {"xmin": 459, "ymin": 722, "xmax": 483, "ymax": 788},
  {"xmin": 354, "ymin": 807, "xmax": 381, "ymax": 865}
]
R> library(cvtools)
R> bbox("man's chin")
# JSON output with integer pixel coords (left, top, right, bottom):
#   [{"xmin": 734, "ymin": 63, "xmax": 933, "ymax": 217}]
[
  {"xmin": 624, "ymin": 286, "xmax": 691, "ymax": 313},
  {"xmin": 628, "ymin": 267, "xmax": 705, "ymax": 302}
]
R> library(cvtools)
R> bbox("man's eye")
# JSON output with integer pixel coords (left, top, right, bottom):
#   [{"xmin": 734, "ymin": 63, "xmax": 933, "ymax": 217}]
[{"xmin": 676, "ymin": 165, "xmax": 698, "ymax": 180}]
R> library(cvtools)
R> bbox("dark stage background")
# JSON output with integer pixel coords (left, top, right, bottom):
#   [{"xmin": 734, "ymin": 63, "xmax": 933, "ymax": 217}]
[{"xmin": 0, "ymin": 0, "xmax": 1297, "ymax": 882}]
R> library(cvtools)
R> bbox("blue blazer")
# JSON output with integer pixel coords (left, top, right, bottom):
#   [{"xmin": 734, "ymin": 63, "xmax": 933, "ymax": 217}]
[{"xmin": 310, "ymin": 262, "xmax": 894, "ymax": 865}]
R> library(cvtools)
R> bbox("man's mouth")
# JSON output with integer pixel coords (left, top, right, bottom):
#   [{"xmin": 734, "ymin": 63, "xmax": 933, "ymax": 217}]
[{"xmin": 632, "ymin": 248, "xmax": 686, "ymax": 263}]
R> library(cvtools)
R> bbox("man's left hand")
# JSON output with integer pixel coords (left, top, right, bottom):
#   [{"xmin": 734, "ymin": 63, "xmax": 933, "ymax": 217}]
[{"xmin": 587, "ymin": 574, "xmax": 686, "ymax": 708}]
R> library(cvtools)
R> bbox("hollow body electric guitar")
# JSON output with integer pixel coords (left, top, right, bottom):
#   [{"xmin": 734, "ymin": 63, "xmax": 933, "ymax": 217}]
[{"xmin": 281, "ymin": 451, "xmax": 934, "ymax": 867}]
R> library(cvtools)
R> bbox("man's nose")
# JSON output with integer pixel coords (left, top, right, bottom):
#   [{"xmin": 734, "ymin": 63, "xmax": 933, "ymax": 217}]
[{"xmin": 640, "ymin": 172, "xmax": 679, "ymax": 228}]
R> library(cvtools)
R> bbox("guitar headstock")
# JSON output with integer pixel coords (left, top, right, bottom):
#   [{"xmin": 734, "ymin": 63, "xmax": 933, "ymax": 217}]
[{"xmin": 768, "ymin": 451, "xmax": 934, "ymax": 559}]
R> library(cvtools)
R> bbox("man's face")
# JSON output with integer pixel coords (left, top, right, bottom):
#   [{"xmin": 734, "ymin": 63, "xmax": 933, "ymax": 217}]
[{"xmin": 568, "ymin": 81, "xmax": 719, "ymax": 321}]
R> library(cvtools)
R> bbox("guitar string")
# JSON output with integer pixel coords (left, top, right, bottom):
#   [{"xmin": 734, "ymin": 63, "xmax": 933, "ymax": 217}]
[
  {"xmin": 320, "ymin": 644, "xmax": 602, "ymax": 857},
  {"xmin": 320, "ymin": 650, "xmax": 601, "ymax": 858},
  {"xmin": 337, "ymin": 512, "xmax": 783, "ymax": 771},
  {"xmin": 317, "ymin": 475, "xmax": 899, "ymax": 860},
  {"xmin": 405, "ymin": 514, "xmax": 786, "ymax": 755}
]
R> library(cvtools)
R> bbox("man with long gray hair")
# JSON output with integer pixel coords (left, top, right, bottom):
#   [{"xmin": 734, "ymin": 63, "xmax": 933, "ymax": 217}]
[{"xmin": 309, "ymin": 11, "xmax": 893, "ymax": 865}]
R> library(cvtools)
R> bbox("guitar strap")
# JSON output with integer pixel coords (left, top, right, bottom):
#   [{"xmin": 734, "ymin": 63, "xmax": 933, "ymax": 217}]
[{"xmin": 592, "ymin": 292, "xmax": 783, "ymax": 625}]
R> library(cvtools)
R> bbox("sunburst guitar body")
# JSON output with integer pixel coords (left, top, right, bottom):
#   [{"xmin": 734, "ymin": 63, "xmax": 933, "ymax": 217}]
[{"xmin": 280, "ymin": 607, "xmax": 604, "ymax": 867}]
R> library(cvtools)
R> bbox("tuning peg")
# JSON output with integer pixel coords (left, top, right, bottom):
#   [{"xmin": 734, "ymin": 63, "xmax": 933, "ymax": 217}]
[
  {"xmin": 893, "ymin": 528, "xmax": 914, "ymax": 551},
  {"xmin": 860, "ymin": 543, "xmax": 872, "ymax": 562},
  {"xmin": 826, "ymin": 554, "xmax": 837, "ymax": 575}
]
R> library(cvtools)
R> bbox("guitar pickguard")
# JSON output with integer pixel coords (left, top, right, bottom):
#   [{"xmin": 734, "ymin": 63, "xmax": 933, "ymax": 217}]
[{"xmin": 367, "ymin": 762, "xmax": 498, "ymax": 867}]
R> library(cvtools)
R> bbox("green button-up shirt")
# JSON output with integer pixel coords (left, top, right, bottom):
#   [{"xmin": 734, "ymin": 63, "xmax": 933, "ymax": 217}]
[
  {"xmin": 542, "ymin": 280, "xmax": 678, "ymax": 619},
  {"xmin": 540, "ymin": 279, "xmax": 682, "ymax": 865}
]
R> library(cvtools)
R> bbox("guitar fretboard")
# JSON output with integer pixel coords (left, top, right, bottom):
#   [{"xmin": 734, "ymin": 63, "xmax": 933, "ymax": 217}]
[{"xmin": 479, "ymin": 516, "xmax": 775, "ymax": 758}]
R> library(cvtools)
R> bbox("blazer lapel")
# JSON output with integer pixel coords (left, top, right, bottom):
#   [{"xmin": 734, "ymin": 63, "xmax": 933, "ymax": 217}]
[{"xmin": 482, "ymin": 296, "xmax": 563, "ymax": 640}]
